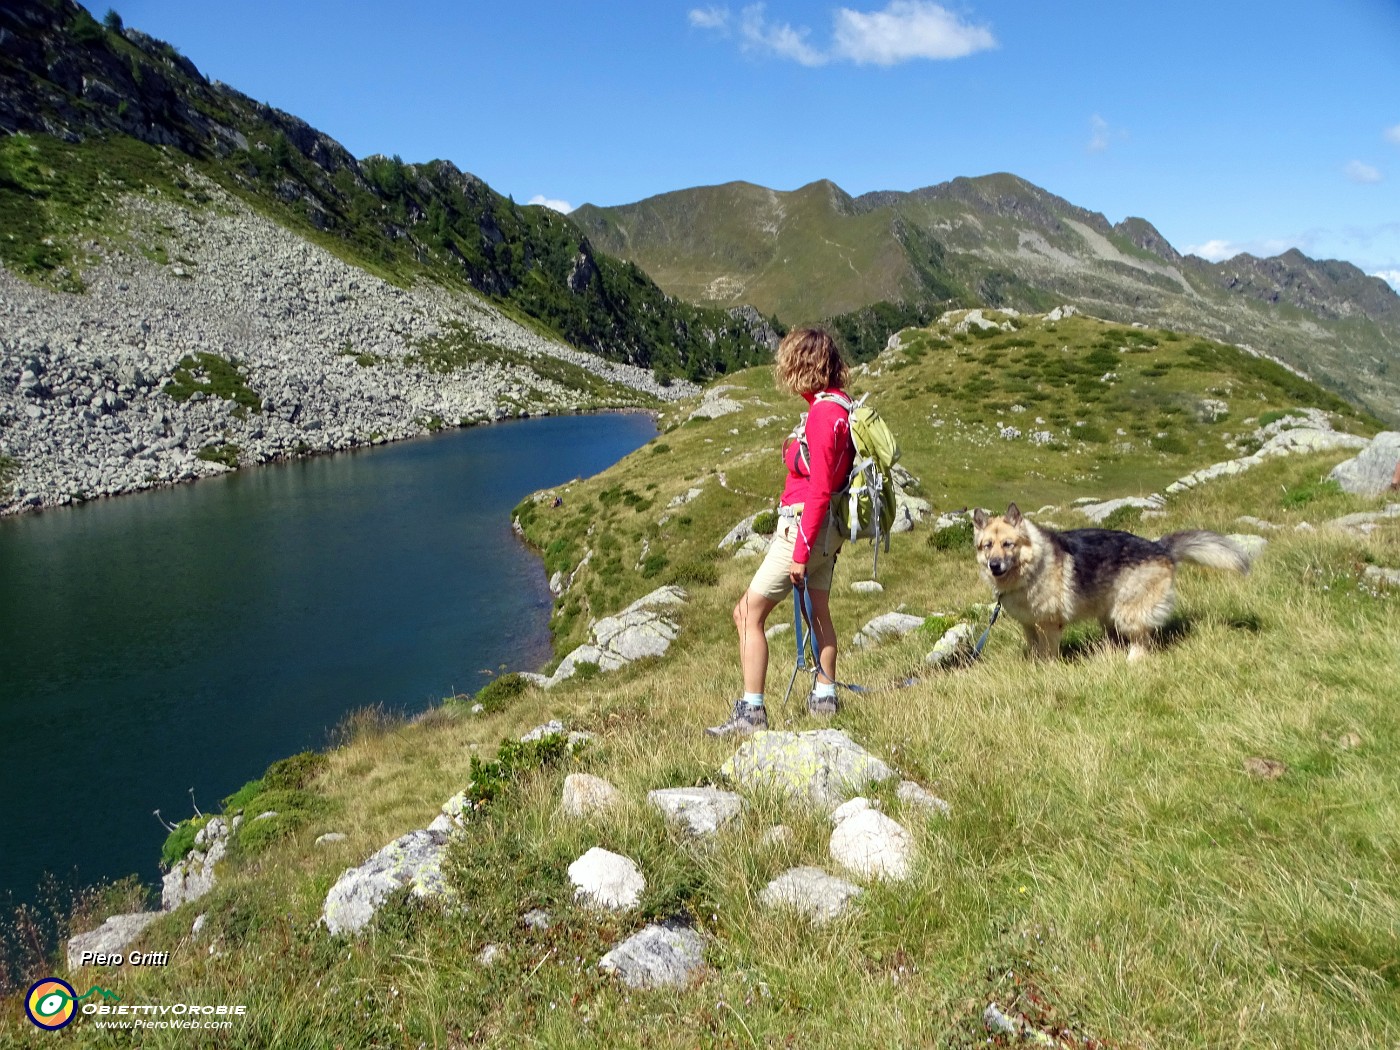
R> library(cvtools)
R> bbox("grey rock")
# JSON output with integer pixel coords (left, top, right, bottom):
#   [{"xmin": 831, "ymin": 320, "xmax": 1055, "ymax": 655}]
[
  {"xmin": 852, "ymin": 612, "xmax": 926, "ymax": 649},
  {"xmin": 1225, "ymin": 534, "xmax": 1268, "ymax": 561},
  {"xmin": 599, "ymin": 923, "xmax": 707, "ymax": 989},
  {"xmin": 897, "ymin": 780, "xmax": 952, "ymax": 817},
  {"xmin": 561, "ymin": 773, "xmax": 622, "ymax": 817},
  {"xmin": 759, "ymin": 866, "xmax": 863, "ymax": 924},
  {"xmin": 315, "ymin": 832, "xmax": 348, "ymax": 846},
  {"xmin": 67, "ymin": 912, "xmax": 161, "ymax": 968},
  {"xmin": 568, "ymin": 847, "xmax": 645, "ymax": 911},
  {"xmin": 1076, "ymin": 494, "xmax": 1164, "ymax": 524},
  {"xmin": 1363, "ymin": 565, "xmax": 1400, "ymax": 590},
  {"xmin": 829, "ymin": 809, "xmax": 916, "ymax": 882},
  {"xmin": 647, "ymin": 786, "xmax": 744, "ymax": 836},
  {"xmin": 162, "ymin": 815, "xmax": 233, "ymax": 910},
  {"xmin": 522, "ymin": 909, "xmax": 552, "ymax": 931},
  {"xmin": 321, "ymin": 829, "xmax": 454, "ymax": 936},
  {"xmin": 1329, "ymin": 433, "xmax": 1400, "ymax": 496},
  {"xmin": 850, "ymin": 580, "xmax": 885, "ymax": 594},
  {"xmin": 926, "ymin": 623, "xmax": 975, "ymax": 668}
]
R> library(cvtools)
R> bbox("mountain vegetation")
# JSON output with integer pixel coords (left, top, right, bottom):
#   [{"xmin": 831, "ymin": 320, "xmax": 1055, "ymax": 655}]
[
  {"xmin": 572, "ymin": 177, "xmax": 1400, "ymax": 423},
  {"xmin": 6, "ymin": 310, "xmax": 1396, "ymax": 1048},
  {"xmin": 0, "ymin": 0, "xmax": 772, "ymax": 382}
]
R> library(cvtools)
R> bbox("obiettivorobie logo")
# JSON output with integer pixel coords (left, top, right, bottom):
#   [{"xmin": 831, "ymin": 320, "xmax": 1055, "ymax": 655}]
[{"xmin": 24, "ymin": 978, "xmax": 121, "ymax": 1030}]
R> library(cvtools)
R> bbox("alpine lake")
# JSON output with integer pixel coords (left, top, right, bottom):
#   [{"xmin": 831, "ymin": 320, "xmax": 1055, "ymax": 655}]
[{"xmin": 0, "ymin": 411, "xmax": 657, "ymax": 905}]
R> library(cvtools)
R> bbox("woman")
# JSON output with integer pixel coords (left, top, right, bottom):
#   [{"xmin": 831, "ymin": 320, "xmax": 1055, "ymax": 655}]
[{"xmin": 707, "ymin": 327, "xmax": 854, "ymax": 737}]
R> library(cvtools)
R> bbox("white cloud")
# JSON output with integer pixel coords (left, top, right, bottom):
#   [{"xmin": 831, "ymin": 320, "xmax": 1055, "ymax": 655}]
[
  {"xmin": 527, "ymin": 195, "xmax": 574, "ymax": 214},
  {"xmin": 739, "ymin": 4, "xmax": 828, "ymax": 66},
  {"xmin": 1372, "ymin": 269, "xmax": 1400, "ymax": 291},
  {"xmin": 694, "ymin": 1, "xmax": 993, "ymax": 67},
  {"xmin": 1385, "ymin": 124, "xmax": 1400, "ymax": 146},
  {"xmin": 1086, "ymin": 113, "xmax": 1128, "ymax": 154},
  {"xmin": 1345, "ymin": 160, "xmax": 1382, "ymax": 184},
  {"xmin": 1088, "ymin": 114, "xmax": 1110, "ymax": 153},
  {"xmin": 830, "ymin": 1, "xmax": 995, "ymax": 65},
  {"xmin": 689, "ymin": 6, "xmax": 730, "ymax": 30},
  {"xmin": 1186, "ymin": 239, "xmax": 1239, "ymax": 262},
  {"xmin": 1185, "ymin": 236, "xmax": 1297, "ymax": 262}
]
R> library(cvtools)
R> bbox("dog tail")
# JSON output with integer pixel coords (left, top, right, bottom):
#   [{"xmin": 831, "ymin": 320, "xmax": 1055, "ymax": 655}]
[{"xmin": 1159, "ymin": 530, "xmax": 1251, "ymax": 575}]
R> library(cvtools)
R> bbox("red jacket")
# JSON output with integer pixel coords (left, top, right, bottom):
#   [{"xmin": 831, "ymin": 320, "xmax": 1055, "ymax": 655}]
[{"xmin": 780, "ymin": 388, "xmax": 854, "ymax": 564}]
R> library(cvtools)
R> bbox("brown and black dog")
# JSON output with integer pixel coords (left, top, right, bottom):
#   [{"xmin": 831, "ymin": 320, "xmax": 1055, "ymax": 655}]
[{"xmin": 972, "ymin": 503, "xmax": 1250, "ymax": 660}]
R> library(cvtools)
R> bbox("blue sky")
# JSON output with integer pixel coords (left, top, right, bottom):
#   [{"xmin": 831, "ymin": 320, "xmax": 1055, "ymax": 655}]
[{"xmin": 112, "ymin": 1, "xmax": 1400, "ymax": 288}]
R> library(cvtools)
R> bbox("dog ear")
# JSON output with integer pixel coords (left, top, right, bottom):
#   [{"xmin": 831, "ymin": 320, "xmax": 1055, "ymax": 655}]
[
  {"xmin": 1005, "ymin": 503, "xmax": 1022, "ymax": 525},
  {"xmin": 972, "ymin": 507, "xmax": 989, "ymax": 530}
]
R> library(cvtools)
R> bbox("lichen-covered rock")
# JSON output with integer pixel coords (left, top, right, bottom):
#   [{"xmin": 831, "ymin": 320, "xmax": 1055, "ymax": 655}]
[
  {"xmin": 534, "ymin": 587, "xmax": 689, "ymax": 688},
  {"xmin": 647, "ymin": 786, "xmax": 743, "ymax": 836},
  {"xmin": 926, "ymin": 623, "xmax": 975, "ymax": 668},
  {"xmin": 599, "ymin": 924, "xmax": 707, "ymax": 989},
  {"xmin": 719, "ymin": 729, "xmax": 896, "ymax": 810},
  {"xmin": 322, "ymin": 829, "xmax": 454, "ymax": 936},
  {"xmin": 759, "ymin": 867, "xmax": 864, "ymax": 924}
]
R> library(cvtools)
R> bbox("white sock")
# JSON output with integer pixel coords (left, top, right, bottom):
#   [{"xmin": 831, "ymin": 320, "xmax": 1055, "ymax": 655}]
[
  {"xmin": 813, "ymin": 681, "xmax": 836, "ymax": 699},
  {"xmin": 742, "ymin": 692, "xmax": 765, "ymax": 707}
]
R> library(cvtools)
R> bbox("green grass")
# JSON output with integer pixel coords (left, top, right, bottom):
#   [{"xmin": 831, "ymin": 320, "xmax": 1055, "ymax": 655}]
[
  {"xmin": 165, "ymin": 352, "xmax": 262, "ymax": 412},
  {"xmin": 6, "ymin": 313, "xmax": 1396, "ymax": 1047}
]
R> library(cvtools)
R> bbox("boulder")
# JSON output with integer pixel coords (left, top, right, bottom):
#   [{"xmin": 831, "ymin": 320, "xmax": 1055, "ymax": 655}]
[
  {"xmin": 759, "ymin": 867, "xmax": 864, "ymax": 924},
  {"xmin": 599, "ymin": 923, "xmax": 707, "ymax": 989},
  {"xmin": 162, "ymin": 814, "xmax": 238, "ymax": 911},
  {"xmin": 829, "ymin": 809, "xmax": 915, "ymax": 882},
  {"xmin": 926, "ymin": 623, "xmax": 975, "ymax": 668},
  {"xmin": 568, "ymin": 847, "xmax": 645, "ymax": 911},
  {"xmin": 1075, "ymin": 495, "xmax": 1164, "ymax": 524},
  {"xmin": 852, "ymin": 612, "xmax": 926, "ymax": 649},
  {"xmin": 719, "ymin": 729, "xmax": 897, "ymax": 810},
  {"xmin": 1328, "ymin": 433, "xmax": 1400, "ymax": 496},
  {"xmin": 321, "ymin": 829, "xmax": 454, "ymax": 936},
  {"xmin": 67, "ymin": 912, "xmax": 161, "ymax": 969},
  {"xmin": 897, "ymin": 780, "xmax": 952, "ymax": 817},
  {"xmin": 647, "ymin": 786, "xmax": 744, "ymax": 836},
  {"xmin": 562, "ymin": 773, "xmax": 622, "ymax": 817}
]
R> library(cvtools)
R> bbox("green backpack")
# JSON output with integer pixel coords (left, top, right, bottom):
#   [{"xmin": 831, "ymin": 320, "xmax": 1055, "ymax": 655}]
[{"xmin": 794, "ymin": 391, "xmax": 902, "ymax": 577}]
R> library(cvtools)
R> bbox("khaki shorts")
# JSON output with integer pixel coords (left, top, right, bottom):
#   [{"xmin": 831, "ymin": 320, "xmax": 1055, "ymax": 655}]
[{"xmin": 748, "ymin": 515, "xmax": 844, "ymax": 601}]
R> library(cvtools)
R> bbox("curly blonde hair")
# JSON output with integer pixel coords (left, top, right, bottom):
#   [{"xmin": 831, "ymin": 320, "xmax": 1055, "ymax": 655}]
[{"xmin": 773, "ymin": 327, "xmax": 848, "ymax": 395}]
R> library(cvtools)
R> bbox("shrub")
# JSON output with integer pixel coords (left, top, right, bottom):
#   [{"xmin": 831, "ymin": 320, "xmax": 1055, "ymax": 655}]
[
  {"xmin": 928, "ymin": 519, "xmax": 974, "ymax": 551},
  {"xmin": 161, "ymin": 815, "xmax": 211, "ymax": 869},
  {"xmin": 1101, "ymin": 505, "xmax": 1144, "ymax": 531},
  {"xmin": 466, "ymin": 735, "xmax": 570, "ymax": 809},
  {"xmin": 262, "ymin": 751, "xmax": 328, "ymax": 792},
  {"xmin": 641, "ymin": 552, "xmax": 670, "ymax": 578},
  {"xmin": 752, "ymin": 510, "xmax": 778, "ymax": 535},
  {"xmin": 669, "ymin": 561, "xmax": 720, "ymax": 587},
  {"xmin": 471, "ymin": 672, "xmax": 531, "ymax": 714},
  {"xmin": 1282, "ymin": 478, "xmax": 1342, "ymax": 508}
]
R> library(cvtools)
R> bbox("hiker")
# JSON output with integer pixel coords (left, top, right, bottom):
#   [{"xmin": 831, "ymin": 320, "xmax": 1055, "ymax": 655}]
[{"xmin": 707, "ymin": 327, "xmax": 855, "ymax": 737}]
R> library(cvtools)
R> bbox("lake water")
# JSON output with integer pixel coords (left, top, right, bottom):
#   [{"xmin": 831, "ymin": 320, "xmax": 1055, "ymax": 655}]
[{"xmin": 0, "ymin": 412, "xmax": 655, "ymax": 903}]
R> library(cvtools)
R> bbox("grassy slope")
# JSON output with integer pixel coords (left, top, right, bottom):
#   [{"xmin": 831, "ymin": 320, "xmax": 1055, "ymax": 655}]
[{"xmin": 5, "ymin": 313, "xmax": 1398, "ymax": 1048}]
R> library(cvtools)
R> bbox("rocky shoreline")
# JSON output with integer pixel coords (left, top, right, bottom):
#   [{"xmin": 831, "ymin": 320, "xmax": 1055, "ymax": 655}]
[{"xmin": 0, "ymin": 176, "xmax": 695, "ymax": 518}]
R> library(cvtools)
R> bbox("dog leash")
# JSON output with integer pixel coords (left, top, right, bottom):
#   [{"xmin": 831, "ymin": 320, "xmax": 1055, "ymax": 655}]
[{"xmin": 971, "ymin": 601, "xmax": 1002, "ymax": 660}]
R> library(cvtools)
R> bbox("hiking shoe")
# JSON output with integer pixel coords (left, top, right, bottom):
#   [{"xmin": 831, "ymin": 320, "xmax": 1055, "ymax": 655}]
[
  {"xmin": 705, "ymin": 700, "xmax": 768, "ymax": 738},
  {"xmin": 806, "ymin": 690, "xmax": 840, "ymax": 718}
]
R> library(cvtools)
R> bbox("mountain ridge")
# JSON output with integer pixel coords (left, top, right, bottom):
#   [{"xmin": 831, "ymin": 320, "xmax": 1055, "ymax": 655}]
[{"xmin": 573, "ymin": 175, "xmax": 1400, "ymax": 423}]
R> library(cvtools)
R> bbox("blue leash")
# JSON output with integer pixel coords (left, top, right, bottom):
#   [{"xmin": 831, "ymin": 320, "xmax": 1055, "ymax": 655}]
[{"xmin": 972, "ymin": 601, "xmax": 1002, "ymax": 659}]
